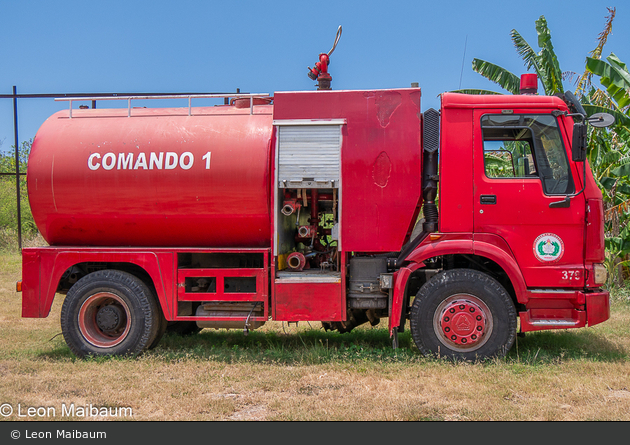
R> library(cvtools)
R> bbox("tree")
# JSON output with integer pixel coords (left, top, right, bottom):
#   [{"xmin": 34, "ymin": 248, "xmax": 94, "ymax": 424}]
[
  {"xmin": 0, "ymin": 139, "xmax": 36, "ymax": 242},
  {"xmin": 0, "ymin": 139, "xmax": 31, "ymax": 175},
  {"xmin": 563, "ymin": 7, "xmax": 630, "ymax": 283},
  {"xmin": 582, "ymin": 53, "xmax": 630, "ymax": 137},
  {"xmin": 456, "ymin": 9, "xmax": 630, "ymax": 285},
  {"xmin": 582, "ymin": 52, "xmax": 630, "ymax": 284},
  {"xmin": 453, "ymin": 15, "xmax": 565, "ymax": 96}
]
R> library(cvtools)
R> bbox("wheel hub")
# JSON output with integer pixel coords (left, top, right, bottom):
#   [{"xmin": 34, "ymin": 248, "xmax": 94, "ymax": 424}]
[
  {"xmin": 96, "ymin": 305, "xmax": 124, "ymax": 331},
  {"xmin": 78, "ymin": 292, "xmax": 131, "ymax": 348},
  {"xmin": 441, "ymin": 301, "xmax": 486, "ymax": 345},
  {"xmin": 435, "ymin": 296, "xmax": 490, "ymax": 350}
]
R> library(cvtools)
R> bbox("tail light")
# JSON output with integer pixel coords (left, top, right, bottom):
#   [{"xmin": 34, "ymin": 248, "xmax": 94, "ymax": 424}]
[{"xmin": 593, "ymin": 264, "xmax": 608, "ymax": 286}]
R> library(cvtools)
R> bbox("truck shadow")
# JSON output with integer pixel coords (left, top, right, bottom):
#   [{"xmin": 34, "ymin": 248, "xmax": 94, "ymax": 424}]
[
  {"xmin": 154, "ymin": 327, "xmax": 410, "ymax": 364},
  {"xmin": 37, "ymin": 326, "xmax": 627, "ymax": 364},
  {"xmin": 161, "ymin": 326, "xmax": 628, "ymax": 364}
]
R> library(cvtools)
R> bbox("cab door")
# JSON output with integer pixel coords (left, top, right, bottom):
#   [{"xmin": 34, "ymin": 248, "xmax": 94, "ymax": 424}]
[{"xmin": 472, "ymin": 110, "xmax": 585, "ymax": 288}]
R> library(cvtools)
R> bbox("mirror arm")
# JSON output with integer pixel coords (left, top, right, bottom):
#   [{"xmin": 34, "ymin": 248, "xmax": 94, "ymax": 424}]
[
  {"xmin": 549, "ymin": 158, "xmax": 587, "ymax": 208},
  {"xmin": 552, "ymin": 109, "xmax": 586, "ymax": 122},
  {"xmin": 568, "ymin": 112, "xmax": 586, "ymax": 123}
]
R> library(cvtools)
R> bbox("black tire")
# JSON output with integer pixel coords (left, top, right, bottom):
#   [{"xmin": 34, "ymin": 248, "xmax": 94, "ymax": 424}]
[
  {"xmin": 137, "ymin": 277, "xmax": 167, "ymax": 350},
  {"xmin": 60, "ymin": 270, "xmax": 161, "ymax": 358},
  {"xmin": 165, "ymin": 321, "xmax": 202, "ymax": 336},
  {"xmin": 410, "ymin": 269, "xmax": 517, "ymax": 361},
  {"xmin": 147, "ymin": 306, "xmax": 168, "ymax": 350}
]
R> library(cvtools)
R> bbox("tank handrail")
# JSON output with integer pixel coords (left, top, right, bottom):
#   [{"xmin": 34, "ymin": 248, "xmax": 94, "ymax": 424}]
[{"xmin": 55, "ymin": 93, "xmax": 271, "ymax": 118}]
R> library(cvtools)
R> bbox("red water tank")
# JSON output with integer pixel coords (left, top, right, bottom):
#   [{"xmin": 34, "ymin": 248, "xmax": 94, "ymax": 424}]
[{"xmin": 28, "ymin": 105, "xmax": 273, "ymax": 247}]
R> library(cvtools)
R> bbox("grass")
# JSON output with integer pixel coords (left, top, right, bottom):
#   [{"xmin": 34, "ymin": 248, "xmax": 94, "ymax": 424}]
[{"xmin": 1, "ymin": 249, "xmax": 630, "ymax": 421}]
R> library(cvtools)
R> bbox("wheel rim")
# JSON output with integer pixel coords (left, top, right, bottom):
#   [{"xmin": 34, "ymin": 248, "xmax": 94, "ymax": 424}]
[
  {"xmin": 433, "ymin": 294, "xmax": 493, "ymax": 352},
  {"xmin": 78, "ymin": 292, "xmax": 132, "ymax": 348}
]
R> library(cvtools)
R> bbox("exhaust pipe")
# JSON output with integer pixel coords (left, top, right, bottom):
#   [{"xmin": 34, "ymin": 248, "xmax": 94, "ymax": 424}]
[
  {"xmin": 422, "ymin": 108, "xmax": 439, "ymax": 233},
  {"xmin": 393, "ymin": 108, "xmax": 440, "ymax": 267}
]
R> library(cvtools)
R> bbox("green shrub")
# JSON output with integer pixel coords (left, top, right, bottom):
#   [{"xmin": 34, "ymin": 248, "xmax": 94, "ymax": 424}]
[{"xmin": 0, "ymin": 139, "xmax": 37, "ymax": 250}]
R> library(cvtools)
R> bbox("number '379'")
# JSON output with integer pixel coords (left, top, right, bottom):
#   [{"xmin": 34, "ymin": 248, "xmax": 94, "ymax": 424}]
[{"xmin": 561, "ymin": 270, "xmax": 580, "ymax": 280}]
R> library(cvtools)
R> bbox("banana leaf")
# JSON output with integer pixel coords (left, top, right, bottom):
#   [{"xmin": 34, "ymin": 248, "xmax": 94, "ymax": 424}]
[
  {"xmin": 535, "ymin": 16, "xmax": 564, "ymax": 95},
  {"xmin": 471, "ymin": 59, "xmax": 520, "ymax": 95},
  {"xmin": 586, "ymin": 55, "xmax": 630, "ymax": 109}
]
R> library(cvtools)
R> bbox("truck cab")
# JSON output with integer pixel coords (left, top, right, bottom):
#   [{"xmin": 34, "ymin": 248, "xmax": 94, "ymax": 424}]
[{"xmin": 389, "ymin": 90, "xmax": 609, "ymax": 359}]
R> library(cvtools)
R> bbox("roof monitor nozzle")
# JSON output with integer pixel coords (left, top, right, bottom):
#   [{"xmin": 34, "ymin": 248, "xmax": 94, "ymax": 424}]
[{"xmin": 307, "ymin": 26, "xmax": 342, "ymax": 90}]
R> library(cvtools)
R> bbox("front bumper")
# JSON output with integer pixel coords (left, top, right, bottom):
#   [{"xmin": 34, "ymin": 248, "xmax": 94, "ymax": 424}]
[{"xmin": 519, "ymin": 290, "xmax": 610, "ymax": 333}]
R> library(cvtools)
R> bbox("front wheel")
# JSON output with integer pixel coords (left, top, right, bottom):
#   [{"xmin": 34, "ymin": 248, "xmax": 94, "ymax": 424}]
[
  {"xmin": 410, "ymin": 269, "xmax": 517, "ymax": 361},
  {"xmin": 60, "ymin": 270, "xmax": 162, "ymax": 358}
]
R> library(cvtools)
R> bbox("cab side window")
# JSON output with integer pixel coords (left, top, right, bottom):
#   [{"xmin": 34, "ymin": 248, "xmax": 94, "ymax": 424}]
[
  {"xmin": 483, "ymin": 129, "xmax": 537, "ymax": 178},
  {"xmin": 481, "ymin": 114, "xmax": 575, "ymax": 195}
]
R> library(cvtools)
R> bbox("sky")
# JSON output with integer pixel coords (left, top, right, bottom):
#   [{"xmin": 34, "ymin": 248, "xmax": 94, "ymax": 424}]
[{"xmin": 0, "ymin": 0, "xmax": 628, "ymax": 152}]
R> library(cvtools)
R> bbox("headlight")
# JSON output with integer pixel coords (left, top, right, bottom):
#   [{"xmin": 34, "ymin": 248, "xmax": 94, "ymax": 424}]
[{"xmin": 593, "ymin": 264, "xmax": 608, "ymax": 286}]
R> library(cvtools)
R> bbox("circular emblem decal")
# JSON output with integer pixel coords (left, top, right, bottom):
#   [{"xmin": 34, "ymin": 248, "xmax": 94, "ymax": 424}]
[{"xmin": 533, "ymin": 233, "xmax": 564, "ymax": 263}]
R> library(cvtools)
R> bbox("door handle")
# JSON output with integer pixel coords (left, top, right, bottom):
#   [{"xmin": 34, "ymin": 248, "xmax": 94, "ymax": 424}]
[{"xmin": 480, "ymin": 195, "xmax": 497, "ymax": 205}]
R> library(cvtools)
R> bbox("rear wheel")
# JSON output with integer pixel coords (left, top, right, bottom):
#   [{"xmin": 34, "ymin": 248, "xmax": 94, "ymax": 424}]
[
  {"xmin": 410, "ymin": 269, "xmax": 517, "ymax": 361},
  {"xmin": 61, "ymin": 270, "xmax": 161, "ymax": 358}
]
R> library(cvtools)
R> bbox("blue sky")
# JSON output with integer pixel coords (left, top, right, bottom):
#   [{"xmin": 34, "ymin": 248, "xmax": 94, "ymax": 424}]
[{"xmin": 0, "ymin": 0, "xmax": 628, "ymax": 151}]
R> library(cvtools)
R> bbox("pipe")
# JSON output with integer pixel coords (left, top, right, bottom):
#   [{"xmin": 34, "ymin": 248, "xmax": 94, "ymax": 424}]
[
  {"xmin": 282, "ymin": 204, "xmax": 296, "ymax": 216},
  {"xmin": 287, "ymin": 252, "xmax": 307, "ymax": 271},
  {"xmin": 310, "ymin": 189, "xmax": 319, "ymax": 224},
  {"xmin": 394, "ymin": 108, "xmax": 440, "ymax": 267},
  {"xmin": 422, "ymin": 108, "xmax": 439, "ymax": 233}
]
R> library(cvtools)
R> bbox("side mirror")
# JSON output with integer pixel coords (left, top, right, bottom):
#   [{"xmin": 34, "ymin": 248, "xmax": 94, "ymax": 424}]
[
  {"xmin": 587, "ymin": 112, "xmax": 615, "ymax": 128},
  {"xmin": 572, "ymin": 122, "xmax": 587, "ymax": 162}
]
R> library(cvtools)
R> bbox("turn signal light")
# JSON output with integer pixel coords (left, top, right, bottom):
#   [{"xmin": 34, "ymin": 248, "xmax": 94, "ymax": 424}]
[
  {"xmin": 16, "ymin": 280, "xmax": 22, "ymax": 292},
  {"xmin": 593, "ymin": 264, "xmax": 608, "ymax": 286}
]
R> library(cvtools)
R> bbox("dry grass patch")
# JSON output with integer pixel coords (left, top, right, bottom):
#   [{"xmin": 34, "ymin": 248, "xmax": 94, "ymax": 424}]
[{"xmin": 1, "ymin": 251, "xmax": 630, "ymax": 421}]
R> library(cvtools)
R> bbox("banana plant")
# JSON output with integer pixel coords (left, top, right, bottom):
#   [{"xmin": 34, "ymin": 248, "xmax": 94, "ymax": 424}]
[
  {"xmin": 583, "ymin": 52, "xmax": 630, "ymax": 284},
  {"xmin": 452, "ymin": 16, "xmax": 565, "ymax": 96},
  {"xmin": 604, "ymin": 219, "xmax": 630, "ymax": 285},
  {"xmin": 583, "ymin": 53, "xmax": 630, "ymax": 135},
  {"xmin": 456, "ymin": 8, "xmax": 630, "ymax": 284}
]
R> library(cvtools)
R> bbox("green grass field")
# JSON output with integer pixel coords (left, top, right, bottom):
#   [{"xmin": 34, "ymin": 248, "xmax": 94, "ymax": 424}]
[{"xmin": 1, "ymin": 251, "xmax": 630, "ymax": 421}]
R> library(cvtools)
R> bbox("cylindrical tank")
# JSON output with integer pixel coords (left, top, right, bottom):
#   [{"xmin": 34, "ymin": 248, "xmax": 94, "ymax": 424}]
[{"xmin": 28, "ymin": 104, "xmax": 273, "ymax": 247}]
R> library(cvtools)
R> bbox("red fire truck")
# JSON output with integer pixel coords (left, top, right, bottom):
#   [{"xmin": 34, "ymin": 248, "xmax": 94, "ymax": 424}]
[{"xmin": 18, "ymin": 42, "xmax": 613, "ymax": 360}]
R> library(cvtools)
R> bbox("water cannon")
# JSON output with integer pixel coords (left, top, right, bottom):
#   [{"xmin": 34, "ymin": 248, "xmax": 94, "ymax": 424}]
[{"xmin": 308, "ymin": 25, "xmax": 342, "ymax": 90}]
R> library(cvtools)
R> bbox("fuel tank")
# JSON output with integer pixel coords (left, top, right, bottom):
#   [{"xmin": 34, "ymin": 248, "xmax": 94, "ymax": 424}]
[{"xmin": 27, "ymin": 104, "xmax": 273, "ymax": 247}]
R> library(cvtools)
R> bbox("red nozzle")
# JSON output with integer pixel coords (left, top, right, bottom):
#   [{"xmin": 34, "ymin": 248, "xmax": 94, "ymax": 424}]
[
  {"xmin": 307, "ymin": 53, "xmax": 333, "ymax": 89},
  {"xmin": 306, "ymin": 26, "xmax": 341, "ymax": 90}
]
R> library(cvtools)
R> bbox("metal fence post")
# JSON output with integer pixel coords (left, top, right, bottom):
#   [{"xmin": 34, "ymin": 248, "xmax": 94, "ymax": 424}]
[{"xmin": 12, "ymin": 86, "xmax": 22, "ymax": 250}]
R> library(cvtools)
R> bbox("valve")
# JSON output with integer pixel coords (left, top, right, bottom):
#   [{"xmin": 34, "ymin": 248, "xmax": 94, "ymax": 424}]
[
  {"xmin": 307, "ymin": 25, "xmax": 342, "ymax": 90},
  {"xmin": 287, "ymin": 252, "xmax": 307, "ymax": 271},
  {"xmin": 297, "ymin": 225, "xmax": 316, "ymax": 238},
  {"xmin": 281, "ymin": 199, "xmax": 301, "ymax": 216}
]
